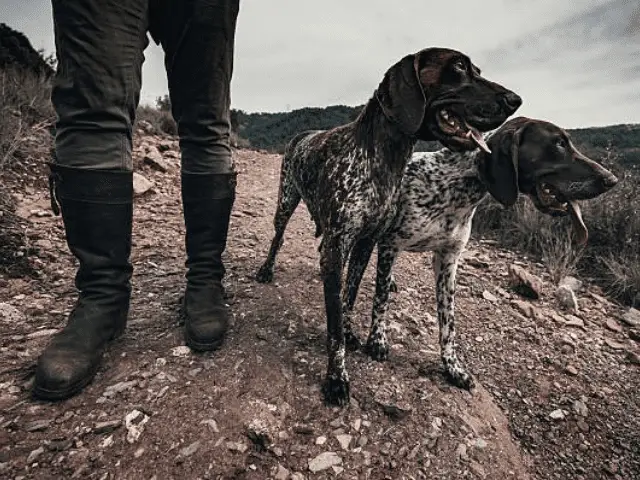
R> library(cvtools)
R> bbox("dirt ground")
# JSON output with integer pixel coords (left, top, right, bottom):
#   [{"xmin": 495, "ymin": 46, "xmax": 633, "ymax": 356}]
[{"xmin": 0, "ymin": 131, "xmax": 639, "ymax": 479}]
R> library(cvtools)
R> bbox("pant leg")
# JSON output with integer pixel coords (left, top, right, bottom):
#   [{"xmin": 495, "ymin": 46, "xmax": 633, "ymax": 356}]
[
  {"xmin": 51, "ymin": 0, "xmax": 149, "ymax": 171},
  {"xmin": 152, "ymin": 0, "xmax": 240, "ymax": 174}
]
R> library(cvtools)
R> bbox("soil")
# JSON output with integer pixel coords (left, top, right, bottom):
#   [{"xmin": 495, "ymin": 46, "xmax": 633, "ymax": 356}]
[{"xmin": 0, "ymin": 131, "xmax": 639, "ymax": 479}]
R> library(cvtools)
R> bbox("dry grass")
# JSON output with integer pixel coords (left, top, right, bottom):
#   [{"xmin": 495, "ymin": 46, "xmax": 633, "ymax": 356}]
[{"xmin": 0, "ymin": 67, "xmax": 54, "ymax": 168}]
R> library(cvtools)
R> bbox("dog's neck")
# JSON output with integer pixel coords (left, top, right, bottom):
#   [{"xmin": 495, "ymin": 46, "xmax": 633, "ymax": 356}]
[{"xmin": 353, "ymin": 96, "xmax": 417, "ymax": 177}]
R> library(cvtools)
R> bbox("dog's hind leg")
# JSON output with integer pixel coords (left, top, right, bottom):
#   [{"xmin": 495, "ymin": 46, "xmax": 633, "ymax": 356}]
[
  {"xmin": 433, "ymin": 249, "xmax": 474, "ymax": 389},
  {"xmin": 365, "ymin": 244, "xmax": 399, "ymax": 361},
  {"xmin": 256, "ymin": 168, "xmax": 301, "ymax": 283},
  {"xmin": 342, "ymin": 238, "xmax": 376, "ymax": 350}
]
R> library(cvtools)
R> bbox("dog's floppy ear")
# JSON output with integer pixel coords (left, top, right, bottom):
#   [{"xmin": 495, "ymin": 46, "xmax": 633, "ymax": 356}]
[
  {"xmin": 480, "ymin": 124, "xmax": 527, "ymax": 207},
  {"xmin": 376, "ymin": 53, "xmax": 426, "ymax": 135}
]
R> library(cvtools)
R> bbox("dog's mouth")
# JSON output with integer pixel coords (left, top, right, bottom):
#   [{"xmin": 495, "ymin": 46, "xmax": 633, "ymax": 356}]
[
  {"xmin": 435, "ymin": 108, "xmax": 492, "ymax": 153},
  {"xmin": 533, "ymin": 182, "xmax": 588, "ymax": 245}
]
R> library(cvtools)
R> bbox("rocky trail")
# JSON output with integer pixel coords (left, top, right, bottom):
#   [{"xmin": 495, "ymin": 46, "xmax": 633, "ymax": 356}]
[{"xmin": 0, "ymin": 129, "xmax": 639, "ymax": 479}]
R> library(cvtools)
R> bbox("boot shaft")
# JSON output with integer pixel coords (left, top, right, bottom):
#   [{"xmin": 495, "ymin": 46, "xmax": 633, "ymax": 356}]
[{"xmin": 181, "ymin": 172, "xmax": 236, "ymax": 285}]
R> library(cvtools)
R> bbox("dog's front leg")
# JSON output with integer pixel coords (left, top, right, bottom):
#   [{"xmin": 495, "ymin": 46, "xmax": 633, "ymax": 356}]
[
  {"xmin": 365, "ymin": 244, "xmax": 398, "ymax": 361},
  {"xmin": 434, "ymin": 249, "xmax": 474, "ymax": 389},
  {"xmin": 320, "ymin": 236, "xmax": 350, "ymax": 406},
  {"xmin": 342, "ymin": 238, "xmax": 376, "ymax": 350}
]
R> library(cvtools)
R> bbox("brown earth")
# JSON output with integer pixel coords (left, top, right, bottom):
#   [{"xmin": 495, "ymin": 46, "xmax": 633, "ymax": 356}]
[{"xmin": 0, "ymin": 131, "xmax": 639, "ymax": 480}]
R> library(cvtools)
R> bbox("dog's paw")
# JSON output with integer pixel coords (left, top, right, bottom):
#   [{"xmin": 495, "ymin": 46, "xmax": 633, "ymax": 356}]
[
  {"xmin": 365, "ymin": 336, "xmax": 389, "ymax": 361},
  {"xmin": 443, "ymin": 363, "xmax": 475, "ymax": 390},
  {"xmin": 255, "ymin": 264, "xmax": 274, "ymax": 283},
  {"xmin": 345, "ymin": 330, "xmax": 362, "ymax": 351},
  {"xmin": 322, "ymin": 375, "xmax": 350, "ymax": 406},
  {"xmin": 389, "ymin": 277, "xmax": 398, "ymax": 293}
]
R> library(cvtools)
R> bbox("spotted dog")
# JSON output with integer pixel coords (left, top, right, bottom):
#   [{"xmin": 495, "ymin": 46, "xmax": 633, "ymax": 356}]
[
  {"xmin": 343, "ymin": 117, "xmax": 619, "ymax": 389},
  {"xmin": 256, "ymin": 47, "xmax": 522, "ymax": 406}
]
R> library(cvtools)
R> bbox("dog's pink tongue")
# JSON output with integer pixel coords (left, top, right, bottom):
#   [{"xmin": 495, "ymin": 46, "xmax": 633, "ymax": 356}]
[
  {"xmin": 568, "ymin": 201, "xmax": 588, "ymax": 245},
  {"xmin": 465, "ymin": 128, "xmax": 491, "ymax": 154}
]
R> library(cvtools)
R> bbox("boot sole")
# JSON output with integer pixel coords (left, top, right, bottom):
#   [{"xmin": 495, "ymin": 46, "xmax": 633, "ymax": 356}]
[
  {"xmin": 32, "ymin": 363, "xmax": 100, "ymax": 402},
  {"xmin": 184, "ymin": 331, "xmax": 226, "ymax": 353}
]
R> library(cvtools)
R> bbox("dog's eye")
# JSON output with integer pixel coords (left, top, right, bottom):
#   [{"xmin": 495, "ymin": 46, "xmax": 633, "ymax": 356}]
[
  {"xmin": 556, "ymin": 138, "xmax": 567, "ymax": 150},
  {"xmin": 453, "ymin": 60, "xmax": 467, "ymax": 73}
]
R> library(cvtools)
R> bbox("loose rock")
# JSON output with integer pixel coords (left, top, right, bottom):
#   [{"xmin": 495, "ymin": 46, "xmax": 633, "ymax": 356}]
[
  {"xmin": 133, "ymin": 173, "xmax": 154, "ymax": 196},
  {"xmin": 335, "ymin": 433, "xmax": 352, "ymax": 450},
  {"xmin": 620, "ymin": 308, "xmax": 640, "ymax": 327},
  {"xmin": 124, "ymin": 409, "xmax": 150, "ymax": 443},
  {"xmin": 556, "ymin": 285, "xmax": 578, "ymax": 312},
  {"xmin": 508, "ymin": 265, "xmax": 544, "ymax": 299},
  {"xmin": 308, "ymin": 452, "xmax": 342, "ymax": 473}
]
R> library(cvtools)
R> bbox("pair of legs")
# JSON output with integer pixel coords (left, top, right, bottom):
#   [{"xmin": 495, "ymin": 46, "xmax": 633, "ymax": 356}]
[
  {"xmin": 343, "ymin": 242, "xmax": 474, "ymax": 389},
  {"xmin": 34, "ymin": 0, "xmax": 240, "ymax": 401}
]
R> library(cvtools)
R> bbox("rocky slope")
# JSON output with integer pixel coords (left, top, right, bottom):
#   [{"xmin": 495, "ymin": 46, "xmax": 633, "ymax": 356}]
[{"xmin": 0, "ymin": 128, "xmax": 638, "ymax": 479}]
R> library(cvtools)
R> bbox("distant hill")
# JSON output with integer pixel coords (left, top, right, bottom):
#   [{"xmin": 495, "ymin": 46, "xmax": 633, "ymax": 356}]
[
  {"xmin": 232, "ymin": 105, "xmax": 640, "ymax": 170},
  {"xmin": 0, "ymin": 23, "xmax": 54, "ymax": 77}
]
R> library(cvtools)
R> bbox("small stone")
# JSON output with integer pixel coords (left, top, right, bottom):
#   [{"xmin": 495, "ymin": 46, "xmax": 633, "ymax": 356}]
[
  {"xmin": 474, "ymin": 438, "xmax": 488, "ymax": 449},
  {"xmin": 512, "ymin": 300, "xmax": 537, "ymax": 319},
  {"xmin": 353, "ymin": 418, "xmax": 362, "ymax": 432},
  {"xmin": 103, "ymin": 380, "xmax": 137, "ymax": 397},
  {"xmin": 573, "ymin": 399, "xmax": 588, "ymax": 417},
  {"xmin": 549, "ymin": 409, "xmax": 566, "ymax": 421},
  {"xmin": 25, "ymin": 419, "xmax": 51, "ymax": 432},
  {"xmin": 133, "ymin": 172, "xmax": 154, "ymax": 196},
  {"xmin": 226, "ymin": 441, "xmax": 248, "ymax": 453},
  {"xmin": 335, "ymin": 434, "xmax": 352, "ymax": 450},
  {"xmin": 290, "ymin": 474, "xmax": 305, "ymax": 480},
  {"xmin": 315, "ymin": 436, "xmax": 327, "ymax": 445},
  {"xmin": 134, "ymin": 448, "xmax": 145, "ymax": 458},
  {"xmin": 178, "ymin": 441, "xmax": 201, "ymax": 458},
  {"xmin": 171, "ymin": 346, "xmax": 191, "ymax": 357},
  {"xmin": 331, "ymin": 466, "xmax": 344, "ymax": 475},
  {"xmin": 469, "ymin": 460, "xmax": 487, "ymax": 478},
  {"xmin": 626, "ymin": 350, "xmax": 640, "ymax": 365},
  {"xmin": 273, "ymin": 464, "xmax": 290, "ymax": 480},
  {"xmin": 201, "ymin": 419, "xmax": 219, "ymax": 433},
  {"xmin": 604, "ymin": 338, "xmax": 626, "ymax": 350},
  {"xmin": 605, "ymin": 318, "xmax": 623, "ymax": 333},
  {"xmin": 26, "ymin": 328, "xmax": 59, "ymax": 339},
  {"xmin": 577, "ymin": 419, "xmax": 589, "ymax": 432},
  {"xmin": 455, "ymin": 443, "xmax": 468, "ymax": 460},
  {"xmin": 93, "ymin": 420, "xmax": 122, "ymax": 434},
  {"xmin": 101, "ymin": 435, "xmax": 114, "ymax": 449},
  {"xmin": 556, "ymin": 285, "xmax": 579, "ymax": 312},
  {"xmin": 27, "ymin": 447, "xmax": 45, "ymax": 464},
  {"xmin": 565, "ymin": 365, "xmax": 579, "ymax": 376},
  {"xmin": 482, "ymin": 290, "xmax": 498, "ymax": 303},
  {"xmin": 0, "ymin": 302, "xmax": 24, "ymax": 324},
  {"xmin": 143, "ymin": 148, "xmax": 172, "ymax": 172},
  {"xmin": 559, "ymin": 276, "xmax": 583, "ymax": 292},
  {"xmin": 124, "ymin": 409, "xmax": 150, "ymax": 443},
  {"xmin": 620, "ymin": 308, "xmax": 640, "ymax": 327},
  {"xmin": 564, "ymin": 315, "xmax": 585, "ymax": 329},
  {"xmin": 308, "ymin": 451, "xmax": 342, "ymax": 473},
  {"xmin": 508, "ymin": 265, "xmax": 544, "ymax": 299}
]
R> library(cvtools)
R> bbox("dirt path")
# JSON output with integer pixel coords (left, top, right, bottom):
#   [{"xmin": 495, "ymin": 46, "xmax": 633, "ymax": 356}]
[{"xmin": 1, "ymin": 135, "xmax": 639, "ymax": 479}]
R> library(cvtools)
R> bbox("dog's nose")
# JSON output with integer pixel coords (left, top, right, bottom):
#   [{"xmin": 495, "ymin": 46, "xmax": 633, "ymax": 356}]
[
  {"xmin": 501, "ymin": 92, "xmax": 522, "ymax": 113},
  {"xmin": 602, "ymin": 174, "xmax": 619, "ymax": 189}
]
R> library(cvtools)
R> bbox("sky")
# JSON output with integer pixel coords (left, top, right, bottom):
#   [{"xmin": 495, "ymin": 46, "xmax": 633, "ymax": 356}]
[{"xmin": 3, "ymin": 0, "xmax": 639, "ymax": 128}]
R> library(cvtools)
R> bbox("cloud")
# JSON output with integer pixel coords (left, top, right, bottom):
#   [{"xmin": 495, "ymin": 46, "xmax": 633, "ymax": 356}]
[{"xmin": 2, "ymin": 0, "xmax": 638, "ymax": 127}]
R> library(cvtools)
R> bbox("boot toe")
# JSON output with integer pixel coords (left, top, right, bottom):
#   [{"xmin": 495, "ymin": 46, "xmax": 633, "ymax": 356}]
[
  {"xmin": 184, "ymin": 308, "xmax": 229, "ymax": 352},
  {"xmin": 33, "ymin": 350, "xmax": 99, "ymax": 401}
]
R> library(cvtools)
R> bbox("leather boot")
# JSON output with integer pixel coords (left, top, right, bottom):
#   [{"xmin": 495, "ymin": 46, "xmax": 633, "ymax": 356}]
[
  {"xmin": 33, "ymin": 165, "xmax": 133, "ymax": 401},
  {"xmin": 181, "ymin": 172, "xmax": 236, "ymax": 351}
]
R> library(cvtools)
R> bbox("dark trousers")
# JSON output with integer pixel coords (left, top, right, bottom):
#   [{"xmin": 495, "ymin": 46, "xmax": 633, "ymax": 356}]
[{"xmin": 51, "ymin": 0, "xmax": 240, "ymax": 174}]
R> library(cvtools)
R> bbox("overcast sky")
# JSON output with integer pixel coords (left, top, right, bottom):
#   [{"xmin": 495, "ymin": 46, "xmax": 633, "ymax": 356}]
[{"xmin": 4, "ymin": 0, "xmax": 639, "ymax": 128}]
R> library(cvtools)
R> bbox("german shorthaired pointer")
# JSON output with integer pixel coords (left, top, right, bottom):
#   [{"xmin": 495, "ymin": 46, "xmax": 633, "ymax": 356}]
[
  {"xmin": 343, "ymin": 116, "xmax": 619, "ymax": 389},
  {"xmin": 256, "ymin": 47, "xmax": 522, "ymax": 405}
]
